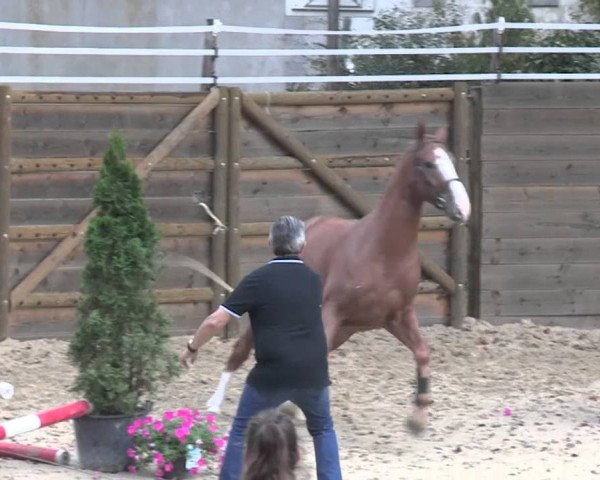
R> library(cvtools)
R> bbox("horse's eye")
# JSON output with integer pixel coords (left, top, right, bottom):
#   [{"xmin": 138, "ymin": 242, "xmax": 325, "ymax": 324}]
[{"xmin": 424, "ymin": 161, "xmax": 435, "ymax": 169}]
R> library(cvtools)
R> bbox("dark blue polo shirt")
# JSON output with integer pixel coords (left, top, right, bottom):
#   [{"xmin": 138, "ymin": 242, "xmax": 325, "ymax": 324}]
[{"xmin": 221, "ymin": 255, "xmax": 329, "ymax": 390}]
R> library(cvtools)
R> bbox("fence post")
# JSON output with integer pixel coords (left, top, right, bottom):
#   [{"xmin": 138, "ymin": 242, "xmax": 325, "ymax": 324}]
[
  {"xmin": 467, "ymin": 86, "xmax": 483, "ymax": 319},
  {"xmin": 450, "ymin": 82, "xmax": 470, "ymax": 328},
  {"xmin": 0, "ymin": 86, "xmax": 11, "ymax": 342},
  {"xmin": 225, "ymin": 88, "xmax": 242, "ymax": 338},
  {"xmin": 327, "ymin": 0, "xmax": 341, "ymax": 90},
  {"xmin": 491, "ymin": 16, "xmax": 505, "ymax": 83},
  {"xmin": 212, "ymin": 88, "xmax": 229, "ymax": 334},
  {"xmin": 201, "ymin": 19, "xmax": 220, "ymax": 90}
]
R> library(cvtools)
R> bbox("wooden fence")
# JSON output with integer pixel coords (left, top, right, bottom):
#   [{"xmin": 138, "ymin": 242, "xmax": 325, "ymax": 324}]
[
  {"xmin": 479, "ymin": 82, "xmax": 600, "ymax": 328},
  {"xmin": 0, "ymin": 85, "xmax": 472, "ymax": 340}
]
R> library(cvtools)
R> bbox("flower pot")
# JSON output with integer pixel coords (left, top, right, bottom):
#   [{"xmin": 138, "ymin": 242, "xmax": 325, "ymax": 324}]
[
  {"xmin": 73, "ymin": 411, "xmax": 146, "ymax": 473},
  {"xmin": 162, "ymin": 456, "xmax": 188, "ymax": 480}
]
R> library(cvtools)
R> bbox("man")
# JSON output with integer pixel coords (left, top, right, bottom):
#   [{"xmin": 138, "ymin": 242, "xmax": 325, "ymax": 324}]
[{"xmin": 180, "ymin": 215, "xmax": 343, "ymax": 480}]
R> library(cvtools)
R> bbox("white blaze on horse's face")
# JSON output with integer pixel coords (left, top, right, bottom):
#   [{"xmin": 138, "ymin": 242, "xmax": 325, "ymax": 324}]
[{"xmin": 433, "ymin": 147, "xmax": 471, "ymax": 224}]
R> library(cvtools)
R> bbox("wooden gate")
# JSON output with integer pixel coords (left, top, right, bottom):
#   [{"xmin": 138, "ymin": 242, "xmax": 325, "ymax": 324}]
[{"xmin": 0, "ymin": 85, "xmax": 472, "ymax": 340}]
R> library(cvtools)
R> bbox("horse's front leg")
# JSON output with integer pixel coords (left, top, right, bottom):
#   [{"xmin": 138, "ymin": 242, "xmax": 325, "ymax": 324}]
[
  {"xmin": 385, "ymin": 306, "xmax": 432, "ymax": 434},
  {"xmin": 206, "ymin": 326, "xmax": 254, "ymax": 413}
]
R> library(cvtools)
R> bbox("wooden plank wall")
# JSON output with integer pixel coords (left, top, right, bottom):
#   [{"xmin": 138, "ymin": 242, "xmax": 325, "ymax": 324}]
[
  {"xmin": 480, "ymin": 82, "xmax": 600, "ymax": 328},
  {"xmin": 238, "ymin": 95, "xmax": 452, "ymax": 326},
  {"xmin": 7, "ymin": 89, "xmax": 454, "ymax": 338},
  {"xmin": 9, "ymin": 92, "xmax": 215, "ymax": 338}
]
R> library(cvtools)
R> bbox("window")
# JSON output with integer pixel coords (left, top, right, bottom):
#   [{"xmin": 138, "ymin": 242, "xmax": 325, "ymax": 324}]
[
  {"xmin": 528, "ymin": 0, "xmax": 559, "ymax": 6},
  {"xmin": 286, "ymin": 0, "xmax": 376, "ymax": 16}
]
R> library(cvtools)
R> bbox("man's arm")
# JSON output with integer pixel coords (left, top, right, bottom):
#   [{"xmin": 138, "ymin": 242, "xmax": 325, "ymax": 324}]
[{"xmin": 180, "ymin": 307, "xmax": 232, "ymax": 368}]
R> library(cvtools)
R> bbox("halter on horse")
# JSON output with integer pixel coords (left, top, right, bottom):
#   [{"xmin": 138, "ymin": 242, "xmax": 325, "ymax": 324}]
[{"xmin": 207, "ymin": 123, "xmax": 471, "ymax": 432}]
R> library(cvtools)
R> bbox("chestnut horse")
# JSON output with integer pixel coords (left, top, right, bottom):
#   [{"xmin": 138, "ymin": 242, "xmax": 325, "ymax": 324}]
[{"xmin": 207, "ymin": 124, "xmax": 471, "ymax": 432}]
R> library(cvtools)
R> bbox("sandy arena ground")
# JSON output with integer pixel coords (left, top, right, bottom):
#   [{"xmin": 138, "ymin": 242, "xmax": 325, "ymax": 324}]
[{"xmin": 1, "ymin": 317, "xmax": 599, "ymax": 480}]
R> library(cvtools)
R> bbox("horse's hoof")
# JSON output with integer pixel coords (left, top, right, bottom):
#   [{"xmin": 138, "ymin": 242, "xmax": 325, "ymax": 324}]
[{"xmin": 406, "ymin": 409, "xmax": 428, "ymax": 435}]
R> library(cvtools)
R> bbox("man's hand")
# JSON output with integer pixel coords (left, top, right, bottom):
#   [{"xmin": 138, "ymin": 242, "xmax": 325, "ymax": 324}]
[
  {"xmin": 179, "ymin": 308, "xmax": 231, "ymax": 369},
  {"xmin": 180, "ymin": 346, "xmax": 199, "ymax": 369}
]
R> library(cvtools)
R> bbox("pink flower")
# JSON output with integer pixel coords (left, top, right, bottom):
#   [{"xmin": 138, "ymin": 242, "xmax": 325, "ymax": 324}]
[
  {"xmin": 164, "ymin": 462, "xmax": 173, "ymax": 472},
  {"xmin": 208, "ymin": 424, "xmax": 217, "ymax": 433},
  {"xmin": 142, "ymin": 428, "xmax": 150, "ymax": 439},
  {"xmin": 195, "ymin": 439, "xmax": 203, "ymax": 445},
  {"xmin": 176, "ymin": 408, "xmax": 191, "ymax": 418},
  {"xmin": 205, "ymin": 414, "xmax": 216, "ymax": 424},
  {"xmin": 156, "ymin": 469, "xmax": 164, "ymax": 478},
  {"xmin": 128, "ymin": 418, "xmax": 144, "ymax": 436},
  {"xmin": 153, "ymin": 451, "xmax": 164, "ymax": 466},
  {"xmin": 197, "ymin": 458, "xmax": 207, "ymax": 468},
  {"xmin": 144, "ymin": 416, "xmax": 153, "ymax": 424},
  {"xmin": 174, "ymin": 427, "xmax": 189, "ymax": 442},
  {"xmin": 189, "ymin": 468, "xmax": 199, "ymax": 475},
  {"xmin": 163, "ymin": 411, "xmax": 175, "ymax": 421},
  {"xmin": 152, "ymin": 421, "xmax": 165, "ymax": 432},
  {"xmin": 214, "ymin": 437, "xmax": 226, "ymax": 449},
  {"xmin": 181, "ymin": 420, "xmax": 193, "ymax": 430},
  {"xmin": 503, "ymin": 407, "xmax": 512, "ymax": 416},
  {"xmin": 127, "ymin": 465, "xmax": 137, "ymax": 473},
  {"xmin": 126, "ymin": 448, "xmax": 137, "ymax": 459}
]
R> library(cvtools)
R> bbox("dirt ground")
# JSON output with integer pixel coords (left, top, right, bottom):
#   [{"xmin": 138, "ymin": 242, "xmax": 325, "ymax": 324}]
[{"xmin": 1, "ymin": 317, "xmax": 599, "ymax": 480}]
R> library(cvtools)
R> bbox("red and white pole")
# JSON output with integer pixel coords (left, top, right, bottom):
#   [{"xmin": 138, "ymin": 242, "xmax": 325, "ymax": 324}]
[
  {"xmin": 0, "ymin": 440, "xmax": 70, "ymax": 465},
  {"xmin": 0, "ymin": 400, "xmax": 92, "ymax": 440}
]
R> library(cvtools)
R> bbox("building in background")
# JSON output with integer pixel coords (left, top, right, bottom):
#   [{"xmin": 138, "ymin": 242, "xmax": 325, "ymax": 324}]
[
  {"xmin": 346, "ymin": 0, "xmax": 580, "ymax": 29},
  {"xmin": 0, "ymin": 0, "xmax": 584, "ymax": 92},
  {"xmin": 0, "ymin": 0, "xmax": 331, "ymax": 92}
]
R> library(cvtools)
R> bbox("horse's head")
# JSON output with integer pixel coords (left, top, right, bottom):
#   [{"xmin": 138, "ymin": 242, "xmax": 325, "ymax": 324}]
[{"xmin": 411, "ymin": 123, "xmax": 471, "ymax": 224}]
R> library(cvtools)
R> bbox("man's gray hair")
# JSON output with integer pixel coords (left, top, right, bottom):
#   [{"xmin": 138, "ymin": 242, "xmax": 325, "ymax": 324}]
[{"xmin": 269, "ymin": 216, "xmax": 305, "ymax": 256}]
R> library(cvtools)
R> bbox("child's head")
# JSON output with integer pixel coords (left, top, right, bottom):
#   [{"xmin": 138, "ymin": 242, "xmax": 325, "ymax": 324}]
[{"xmin": 243, "ymin": 408, "xmax": 299, "ymax": 480}]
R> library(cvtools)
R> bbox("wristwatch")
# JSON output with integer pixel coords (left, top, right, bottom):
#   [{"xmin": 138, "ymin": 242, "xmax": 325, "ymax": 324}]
[{"xmin": 186, "ymin": 338, "xmax": 198, "ymax": 353}]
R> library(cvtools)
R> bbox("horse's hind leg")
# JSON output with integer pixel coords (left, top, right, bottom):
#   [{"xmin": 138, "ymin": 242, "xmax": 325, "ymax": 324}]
[
  {"xmin": 206, "ymin": 327, "xmax": 254, "ymax": 413},
  {"xmin": 385, "ymin": 306, "xmax": 432, "ymax": 434},
  {"xmin": 226, "ymin": 326, "xmax": 254, "ymax": 372},
  {"xmin": 280, "ymin": 304, "xmax": 350, "ymax": 420}
]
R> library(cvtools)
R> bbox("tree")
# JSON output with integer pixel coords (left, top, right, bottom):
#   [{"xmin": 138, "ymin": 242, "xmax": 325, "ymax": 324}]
[
  {"xmin": 530, "ymin": 29, "xmax": 600, "ymax": 73},
  {"xmin": 529, "ymin": 0, "xmax": 600, "ymax": 73},
  {"xmin": 342, "ymin": 0, "xmax": 481, "ymax": 89},
  {"xmin": 68, "ymin": 133, "xmax": 179, "ymax": 416},
  {"xmin": 472, "ymin": 0, "xmax": 537, "ymax": 73},
  {"xmin": 304, "ymin": 0, "xmax": 600, "ymax": 90},
  {"xmin": 577, "ymin": 0, "xmax": 600, "ymax": 20}
]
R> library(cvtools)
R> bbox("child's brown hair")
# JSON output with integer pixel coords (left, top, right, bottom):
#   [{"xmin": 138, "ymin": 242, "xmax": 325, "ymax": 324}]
[{"xmin": 243, "ymin": 408, "xmax": 299, "ymax": 480}]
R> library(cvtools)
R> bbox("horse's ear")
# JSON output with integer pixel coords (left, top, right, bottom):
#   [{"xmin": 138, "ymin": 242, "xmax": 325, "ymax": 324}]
[
  {"xmin": 416, "ymin": 123, "xmax": 426, "ymax": 144},
  {"xmin": 434, "ymin": 126, "xmax": 448, "ymax": 144}
]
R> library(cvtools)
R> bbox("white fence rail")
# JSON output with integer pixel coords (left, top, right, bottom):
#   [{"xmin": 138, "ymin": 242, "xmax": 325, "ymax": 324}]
[
  {"xmin": 2, "ymin": 20, "xmax": 600, "ymax": 34},
  {"xmin": 1, "ymin": 19, "xmax": 600, "ymax": 85}
]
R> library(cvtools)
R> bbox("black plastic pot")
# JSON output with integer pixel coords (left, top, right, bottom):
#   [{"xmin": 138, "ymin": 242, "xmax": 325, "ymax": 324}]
[{"xmin": 73, "ymin": 411, "xmax": 142, "ymax": 473}]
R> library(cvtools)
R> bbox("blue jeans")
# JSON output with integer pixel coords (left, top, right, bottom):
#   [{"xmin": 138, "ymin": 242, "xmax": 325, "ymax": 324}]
[{"xmin": 219, "ymin": 383, "xmax": 342, "ymax": 480}]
